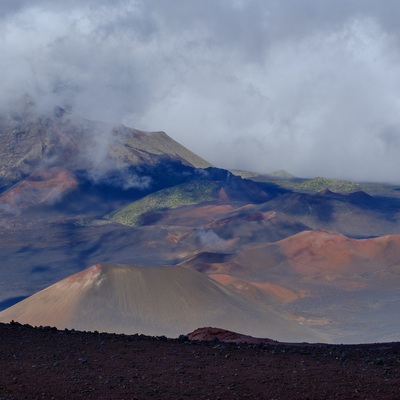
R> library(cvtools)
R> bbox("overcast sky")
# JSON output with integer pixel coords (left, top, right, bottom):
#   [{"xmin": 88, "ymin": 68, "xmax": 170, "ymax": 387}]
[{"xmin": 2, "ymin": 0, "xmax": 400, "ymax": 182}]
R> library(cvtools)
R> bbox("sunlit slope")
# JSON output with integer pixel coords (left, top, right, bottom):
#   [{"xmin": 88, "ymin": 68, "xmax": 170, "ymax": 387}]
[
  {"xmin": 0, "ymin": 167, "xmax": 78, "ymax": 209},
  {"xmin": 110, "ymin": 128, "xmax": 212, "ymax": 168},
  {"xmin": 182, "ymin": 230, "xmax": 400, "ymax": 342},
  {"xmin": 186, "ymin": 230, "xmax": 400, "ymax": 290},
  {"xmin": 107, "ymin": 181, "xmax": 221, "ymax": 226},
  {"xmin": 0, "ymin": 263, "xmax": 325, "ymax": 342}
]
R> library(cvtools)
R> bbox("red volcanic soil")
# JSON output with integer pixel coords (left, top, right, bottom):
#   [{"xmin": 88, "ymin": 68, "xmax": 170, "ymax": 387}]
[
  {"xmin": 188, "ymin": 327, "xmax": 279, "ymax": 344},
  {"xmin": 0, "ymin": 167, "xmax": 77, "ymax": 210},
  {"xmin": 222, "ymin": 229, "xmax": 400, "ymax": 289},
  {"xmin": 278, "ymin": 230, "xmax": 400, "ymax": 264},
  {"xmin": 276, "ymin": 230, "xmax": 400, "ymax": 279},
  {"xmin": 1, "ymin": 323, "xmax": 400, "ymax": 400},
  {"xmin": 209, "ymin": 273, "xmax": 301, "ymax": 304}
]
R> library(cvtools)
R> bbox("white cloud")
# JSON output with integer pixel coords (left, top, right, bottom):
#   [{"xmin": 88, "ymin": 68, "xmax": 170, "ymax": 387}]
[{"xmin": 2, "ymin": 0, "xmax": 400, "ymax": 182}]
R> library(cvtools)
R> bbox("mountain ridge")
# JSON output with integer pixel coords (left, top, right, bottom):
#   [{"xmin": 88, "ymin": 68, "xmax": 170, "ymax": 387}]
[{"xmin": 1, "ymin": 109, "xmax": 400, "ymax": 343}]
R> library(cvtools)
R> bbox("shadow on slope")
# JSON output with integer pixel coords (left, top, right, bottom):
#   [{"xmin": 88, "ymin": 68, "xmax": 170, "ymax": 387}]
[{"xmin": 260, "ymin": 190, "xmax": 400, "ymax": 237}]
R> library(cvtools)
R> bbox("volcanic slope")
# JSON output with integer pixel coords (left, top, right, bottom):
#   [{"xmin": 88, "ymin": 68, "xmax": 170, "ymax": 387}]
[
  {"xmin": 0, "ymin": 109, "xmax": 211, "ymax": 185},
  {"xmin": 0, "ymin": 167, "xmax": 78, "ymax": 211},
  {"xmin": 183, "ymin": 209, "xmax": 311, "ymax": 249},
  {"xmin": 182, "ymin": 230, "xmax": 400, "ymax": 342},
  {"xmin": 227, "ymin": 230, "xmax": 400, "ymax": 286},
  {"xmin": 0, "ymin": 108, "xmax": 285, "ymax": 219},
  {"xmin": 107, "ymin": 180, "xmax": 221, "ymax": 226},
  {"xmin": 0, "ymin": 109, "xmax": 216, "ymax": 215},
  {"xmin": 0, "ymin": 263, "xmax": 325, "ymax": 343},
  {"xmin": 260, "ymin": 190, "xmax": 400, "ymax": 237},
  {"xmin": 105, "ymin": 168, "xmax": 280, "ymax": 227}
]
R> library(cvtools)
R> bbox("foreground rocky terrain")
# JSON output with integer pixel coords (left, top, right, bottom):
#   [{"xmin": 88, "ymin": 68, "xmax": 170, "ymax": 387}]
[{"xmin": 0, "ymin": 323, "xmax": 399, "ymax": 400}]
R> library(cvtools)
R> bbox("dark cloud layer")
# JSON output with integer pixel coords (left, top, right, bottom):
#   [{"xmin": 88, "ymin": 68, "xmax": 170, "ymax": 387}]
[{"xmin": 2, "ymin": 0, "xmax": 400, "ymax": 182}]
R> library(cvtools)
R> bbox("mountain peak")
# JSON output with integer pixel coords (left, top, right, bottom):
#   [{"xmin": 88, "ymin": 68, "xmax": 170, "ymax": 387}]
[
  {"xmin": 0, "ymin": 111, "xmax": 211, "ymax": 189},
  {"xmin": 0, "ymin": 263, "xmax": 324, "ymax": 342}
]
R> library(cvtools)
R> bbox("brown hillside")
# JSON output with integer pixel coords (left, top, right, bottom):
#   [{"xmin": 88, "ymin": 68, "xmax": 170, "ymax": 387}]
[{"xmin": 0, "ymin": 263, "xmax": 325, "ymax": 343}]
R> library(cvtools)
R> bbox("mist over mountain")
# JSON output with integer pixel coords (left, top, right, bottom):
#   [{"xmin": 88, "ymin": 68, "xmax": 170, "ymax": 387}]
[
  {"xmin": 0, "ymin": 105, "xmax": 210, "ymax": 183},
  {"xmin": 2, "ymin": 1, "xmax": 400, "ymax": 182},
  {"xmin": 0, "ymin": 106, "xmax": 218, "ymax": 215}
]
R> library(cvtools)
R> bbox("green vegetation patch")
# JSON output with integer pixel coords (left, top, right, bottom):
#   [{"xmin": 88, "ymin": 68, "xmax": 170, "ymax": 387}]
[
  {"xmin": 296, "ymin": 177, "xmax": 361, "ymax": 193},
  {"xmin": 107, "ymin": 180, "xmax": 220, "ymax": 226}
]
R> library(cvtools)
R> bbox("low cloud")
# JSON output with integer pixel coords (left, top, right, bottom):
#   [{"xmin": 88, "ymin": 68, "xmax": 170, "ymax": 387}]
[
  {"xmin": 2, "ymin": 1, "xmax": 400, "ymax": 183},
  {"xmin": 196, "ymin": 229, "xmax": 228, "ymax": 250}
]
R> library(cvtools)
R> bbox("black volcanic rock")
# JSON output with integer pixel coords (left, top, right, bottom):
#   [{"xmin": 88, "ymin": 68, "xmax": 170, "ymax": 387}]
[{"xmin": 1, "ymin": 322, "xmax": 400, "ymax": 399}]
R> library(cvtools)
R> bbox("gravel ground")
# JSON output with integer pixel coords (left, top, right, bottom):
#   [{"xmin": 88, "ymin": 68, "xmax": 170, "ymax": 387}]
[{"xmin": 0, "ymin": 322, "xmax": 399, "ymax": 399}]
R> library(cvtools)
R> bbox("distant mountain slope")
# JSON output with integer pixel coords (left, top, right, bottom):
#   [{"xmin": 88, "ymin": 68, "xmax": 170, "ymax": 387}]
[
  {"xmin": 110, "ymin": 127, "xmax": 211, "ymax": 169},
  {"xmin": 295, "ymin": 177, "xmax": 361, "ymax": 192},
  {"xmin": 0, "ymin": 110, "xmax": 211, "ymax": 188},
  {"xmin": 260, "ymin": 191, "xmax": 400, "ymax": 237},
  {"xmin": 197, "ymin": 209, "xmax": 311, "ymax": 246},
  {"xmin": 182, "ymin": 230, "xmax": 400, "ymax": 342},
  {"xmin": 189, "ymin": 230, "xmax": 400, "ymax": 291},
  {"xmin": 0, "ymin": 167, "xmax": 78, "ymax": 211},
  {"xmin": 0, "ymin": 263, "xmax": 325, "ymax": 342},
  {"xmin": 105, "ymin": 169, "xmax": 281, "ymax": 227},
  {"xmin": 107, "ymin": 180, "xmax": 220, "ymax": 226},
  {"xmin": 0, "ymin": 109, "xmax": 216, "ymax": 214},
  {"xmin": 176, "ymin": 209, "xmax": 310, "ymax": 252}
]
